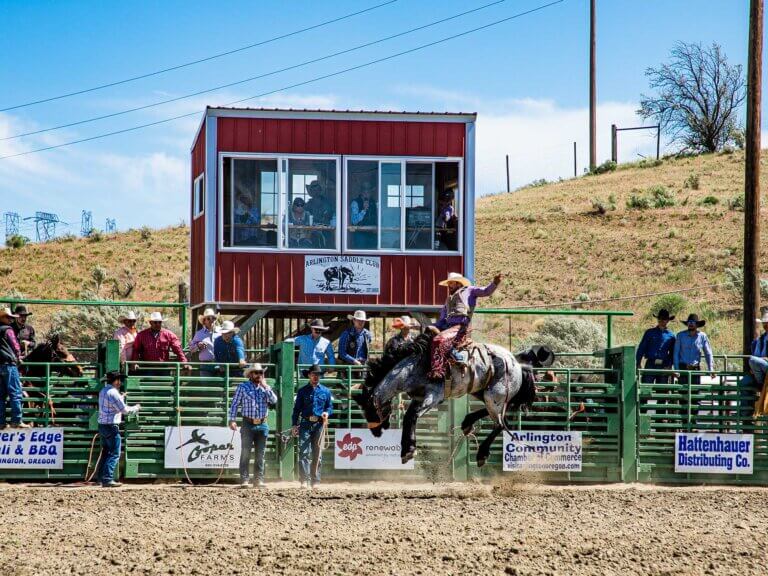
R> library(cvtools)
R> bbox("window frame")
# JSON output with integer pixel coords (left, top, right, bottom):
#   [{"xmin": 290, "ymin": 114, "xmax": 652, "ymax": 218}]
[
  {"xmin": 342, "ymin": 155, "xmax": 463, "ymax": 256},
  {"xmin": 218, "ymin": 152, "xmax": 341, "ymax": 253},
  {"xmin": 193, "ymin": 173, "xmax": 205, "ymax": 219}
]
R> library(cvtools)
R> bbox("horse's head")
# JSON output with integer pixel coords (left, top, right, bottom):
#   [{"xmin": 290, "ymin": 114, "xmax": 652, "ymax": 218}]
[{"xmin": 47, "ymin": 334, "xmax": 83, "ymax": 377}]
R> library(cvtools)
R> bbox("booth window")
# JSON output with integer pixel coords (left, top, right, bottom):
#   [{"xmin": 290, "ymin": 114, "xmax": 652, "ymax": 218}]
[
  {"xmin": 222, "ymin": 155, "xmax": 338, "ymax": 250},
  {"xmin": 223, "ymin": 157, "xmax": 279, "ymax": 248},
  {"xmin": 284, "ymin": 158, "xmax": 337, "ymax": 250},
  {"xmin": 193, "ymin": 174, "xmax": 205, "ymax": 219},
  {"xmin": 344, "ymin": 158, "xmax": 460, "ymax": 252}
]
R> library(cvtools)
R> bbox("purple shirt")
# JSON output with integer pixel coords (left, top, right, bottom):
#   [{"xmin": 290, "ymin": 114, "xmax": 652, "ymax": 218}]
[
  {"xmin": 4, "ymin": 328, "xmax": 21, "ymax": 359},
  {"xmin": 434, "ymin": 281, "xmax": 498, "ymax": 330}
]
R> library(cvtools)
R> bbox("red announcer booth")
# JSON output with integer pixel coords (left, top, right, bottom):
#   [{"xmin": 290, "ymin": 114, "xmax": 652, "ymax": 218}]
[{"xmin": 189, "ymin": 107, "xmax": 477, "ymax": 329}]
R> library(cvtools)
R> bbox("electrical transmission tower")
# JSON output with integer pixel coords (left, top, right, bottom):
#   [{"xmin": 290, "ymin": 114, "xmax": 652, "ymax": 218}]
[
  {"xmin": 24, "ymin": 212, "xmax": 59, "ymax": 242},
  {"xmin": 105, "ymin": 218, "xmax": 116, "ymax": 233},
  {"xmin": 81, "ymin": 211, "xmax": 93, "ymax": 237},
  {"xmin": 3, "ymin": 212, "xmax": 20, "ymax": 239}
]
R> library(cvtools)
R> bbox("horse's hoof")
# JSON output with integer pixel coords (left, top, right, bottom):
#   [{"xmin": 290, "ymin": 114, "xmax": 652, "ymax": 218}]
[
  {"xmin": 461, "ymin": 427, "xmax": 473, "ymax": 436},
  {"xmin": 402, "ymin": 450, "xmax": 416, "ymax": 464},
  {"xmin": 477, "ymin": 456, "xmax": 487, "ymax": 468}
]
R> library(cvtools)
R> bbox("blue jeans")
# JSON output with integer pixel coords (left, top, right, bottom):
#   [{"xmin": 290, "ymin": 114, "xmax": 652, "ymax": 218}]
[
  {"xmin": 298, "ymin": 420, "xmax": 323, "ymax": 484},
  {"xmin": 749, "ymin": 356, "xmax": 768, "ymax": 385},
  {"xmin": 0, "ymin": 364, "xmax": 23, "ymax": 427},
  {"xmin": 97, "ymin": 424, "xmax": 121, "ymax": 485},
  {"xmin": 239, "ymin": 421, "xmax": 269, "ymax": 482}
]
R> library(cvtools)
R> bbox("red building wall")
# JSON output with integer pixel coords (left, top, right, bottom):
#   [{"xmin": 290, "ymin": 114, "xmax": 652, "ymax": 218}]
[
  {"xmin": 197, "ymin": 115, "xmax": 467, "ymax": 308},
  {"xmin": 190, "ymin": 122, "xmax": 206, "ymax": 305}
]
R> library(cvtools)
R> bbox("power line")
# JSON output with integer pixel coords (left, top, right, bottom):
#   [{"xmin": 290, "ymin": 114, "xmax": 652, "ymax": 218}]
[
  {"xmin": 0, "ymin": 0, "xmax": 565, "ymax": 161},
  {"xmin": 3, "ymin": 0, "xmax": 511, "ymax": 141},
  {"xmin": 0, "ymin": 0, "xmax": 399, "ymax": 113}
]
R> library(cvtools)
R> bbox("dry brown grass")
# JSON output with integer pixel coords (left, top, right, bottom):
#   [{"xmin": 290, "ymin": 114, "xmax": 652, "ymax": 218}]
[
  {"xmin": 2, "ymin": 151, "xmax": 764, "ymax": 353},
  {"xmin": 476, "ymin": 149, "xmax": 768, "ymax": 352}
]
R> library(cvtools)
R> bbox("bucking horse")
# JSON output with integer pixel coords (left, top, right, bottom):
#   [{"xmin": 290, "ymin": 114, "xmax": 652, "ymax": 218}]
[{"xmin": 354, "ymin": 332, "xmax": 554, "ymax": 466}]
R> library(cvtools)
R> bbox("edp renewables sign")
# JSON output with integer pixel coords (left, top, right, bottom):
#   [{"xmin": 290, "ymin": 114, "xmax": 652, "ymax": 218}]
[{"xmin": 675, "ymin": 432, "xmax": 753, "ymax": 474}]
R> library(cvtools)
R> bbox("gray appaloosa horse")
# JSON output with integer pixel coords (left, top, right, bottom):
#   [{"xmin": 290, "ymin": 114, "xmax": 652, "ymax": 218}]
[{"xmin": 354, "ymin": 333, "xmax": 552, "ymax": 466}]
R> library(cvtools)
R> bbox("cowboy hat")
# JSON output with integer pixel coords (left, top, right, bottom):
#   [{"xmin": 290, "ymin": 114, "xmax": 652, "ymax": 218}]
[
  {"xmin": 243, "ymin": 363, "xmax": 267, "ymax": 378},
  {"xmin": 197, "ymin": 308, "xmax": 217, "ymax": 323},
  {"xmin": 347, "ymin": 310, "xmax": 369, "ymax": 323},
  {"xmin": 12, "ymin": 305, "xmax": 32, "ymax": 317},
  {"xmin": 306, "ymin": 181, "xmax": 323, "ymax": 195},
  {"xmin": 681, "ymin": 314, "xmax": 706, "ymax": 327},
  {"xmin": 653, "ymin": 309, "xmax": 675, "ymax": 321},
  {"xmin": 0, "ymin": 307, "xmax": 19, "ymax": 321},
  {"xmin": 148, "ymin": 312, "xmax": 165, "ymax": 323},
  {"xmin": 302, "ymin": 363, "xmax": 324, "ymax": 377},
  {"xmin": 391, "ymin": 315, "xmax": 418, "ymax": 329},
  {"xmin": 218, "ymin": 320, "xmax": 240, "ymax": 335},
  {"xmin": 756, "ymin": 312, "xmax": 768, "ymax": 324},
  {"xmin": 438, "ymin": 272, "xmax": 471, "ymax": 287},
  {"xmin": 308, "ymin": 318, "xmax": 329, "ymax": 331},
  {"xmin": 118, "ymin": 311, "xmax": 137, "ymax": 322}
]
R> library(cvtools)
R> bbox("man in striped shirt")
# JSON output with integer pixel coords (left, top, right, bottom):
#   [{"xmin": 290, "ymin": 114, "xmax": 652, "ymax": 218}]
[
  {"xmin": 97, "ymin": 371, "xmax": 141, "ymax": 487},
  {"xmin": 228, "ymin": 363, "xmax": 277, "ymax": 488}
]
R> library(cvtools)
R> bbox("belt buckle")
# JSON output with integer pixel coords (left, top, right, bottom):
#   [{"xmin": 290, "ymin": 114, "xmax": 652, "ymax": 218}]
[{"xmin": 309, "ymin": 416, "xmax": 319, "ymax": 422}]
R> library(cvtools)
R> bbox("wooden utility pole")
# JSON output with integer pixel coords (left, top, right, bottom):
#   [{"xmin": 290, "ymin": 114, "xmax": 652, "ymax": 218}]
[
  {"xmin": 573, "ymin": 141, "xmax": 577, "ymax": 177},
  {"xmin": 589, "ymin": 0, "xmax": 597, "ymax": 170},
  {"xmin": 744, "ymin": 0, "xmax": 763, "ymax": 354}
]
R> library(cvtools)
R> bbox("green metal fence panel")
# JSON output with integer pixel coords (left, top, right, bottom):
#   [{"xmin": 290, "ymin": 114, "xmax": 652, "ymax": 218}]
[
  {"xmin": 0, "ymin": 362, "xmax": 101, "ymax": 481},
  {"xmin": 122, "ymin": 362, "xmax": 281, "ymax": 480},
  {"xmin": 636, "ymin": 367, "xmax": 768, "ymax": 484},
  {"xmin": 465, "ymin": 349, "xmax": 630, "ymax": 482}
]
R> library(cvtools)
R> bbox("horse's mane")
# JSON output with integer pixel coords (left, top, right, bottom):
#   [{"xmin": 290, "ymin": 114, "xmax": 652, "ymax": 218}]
[{"xmin": 364, "ymin": 332, "xmax": 433, "ymax": 389}]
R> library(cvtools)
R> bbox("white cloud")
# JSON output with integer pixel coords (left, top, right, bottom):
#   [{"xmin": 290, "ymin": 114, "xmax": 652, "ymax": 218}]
[{"xmin": 474, "ymin": 100, "xmax": 662, "ymax": 195}]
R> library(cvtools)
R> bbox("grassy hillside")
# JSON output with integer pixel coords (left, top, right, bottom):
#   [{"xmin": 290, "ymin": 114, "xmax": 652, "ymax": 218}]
[{"xmin": 2, "ymin": 150, "xmax": 765, "ymax": 353}]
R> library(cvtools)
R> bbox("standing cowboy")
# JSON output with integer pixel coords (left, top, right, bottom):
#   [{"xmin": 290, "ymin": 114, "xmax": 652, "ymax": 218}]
[
  {"xmin": 188, "ymin": 308, "xmax": 219, "ymax": 378},
  {"xmin": 673, "ymin": 313, "xmax": 715, "ymax": 417},
  {"xmin": 384, "ymin": 316, "xmax": 418, "ymax": 356},
  {"xmin": 113, "ymin": 311, "xmax": 138, "ymax": 364},
  {"xmin": 428, "ymin": 272, "xmax": 502, "ymax": 381},
  {"xmin": 291, "ymin": 364, "xmax": 333, "ymax": 488},
  {"xmin": 636, "ymin": 309, "xmax": 676, "ymax": 383},
  {"xmin": 131, "ymin": 312, "xmax": 188, "ymax": 375},
  {"xmin": 294, "ymin": 319, "xmax": 335, "ymax": 367},
  {"xmin": 11, "ymin": 305, "xmax": 36, "ymax": 358},
  {"xmin": 748, "ymin": 313, "xmax": 768, "ymax": 417},
  {"xmin": 228, "ymin": 363, "xmax": 277, "ymax": 488},
  {"xmin": 213, "ymin": 320, "xmax": 247, "ymax": 378},
  {"xmin": 338, "ymin": 311, "xmax": 372, "ymax": 365},
  {"xmin": 0, "ymin": 307, "xmax": 28, "ymax": 429},
  {"xmin": 97, "ymin": 371, "xmax": 140, "ymax": 487}
]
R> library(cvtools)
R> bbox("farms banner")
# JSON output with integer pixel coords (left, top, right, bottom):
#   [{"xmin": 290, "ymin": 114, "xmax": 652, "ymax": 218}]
[
  {"xmin": 675, "ymin": 432, "xmax": 753, "ymax": 474},
  {"xmin": 503, "ymin": 431, "xmax": 583, "ymax": 472},
  {"xmin": 0, "ymin": 428, "xmax": 63, "ymax": 469},
  {"xmin": 334, "ymin": 429, "xmax": 414, "ymax": 470},
  {"xmin": 304, "ymin": 255, "xmax": 380, "ymax": 295},
  {"xmin": 164, "ymin": 427, "xmax": 240, "ymax": 469}
]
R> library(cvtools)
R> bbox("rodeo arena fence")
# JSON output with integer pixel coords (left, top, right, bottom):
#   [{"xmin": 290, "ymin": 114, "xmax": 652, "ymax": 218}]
[{"xmin": 1, "ymin": 300, "xmax": 766, "ymax": 485}]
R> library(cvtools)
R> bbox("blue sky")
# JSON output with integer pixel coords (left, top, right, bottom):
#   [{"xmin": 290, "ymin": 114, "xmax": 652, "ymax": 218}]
[{"xmin": 0, "ymin": 0, "xmax": 755, "ymax": 233}]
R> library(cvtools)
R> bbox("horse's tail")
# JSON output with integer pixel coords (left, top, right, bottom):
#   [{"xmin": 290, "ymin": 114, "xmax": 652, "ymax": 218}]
[{"xmin": 498, "ymin": 356, "xmax": 537, "ymax": 433}]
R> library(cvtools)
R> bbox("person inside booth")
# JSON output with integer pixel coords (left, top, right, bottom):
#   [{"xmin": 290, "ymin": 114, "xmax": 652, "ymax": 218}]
[
  {"xmin": 286, "ymin": 197, "xmax": 316, "ymax": 248},
  {"xmin": 234, "ymin": 192, "xmax": 262, "ymax": 246},
  {"xmin": 349, "ymin": 180, "xmax": 378, "ymax": 249},
  {"xmin": 304, "ymin": 180, "xmax": 335, "ymax": 248},
  {"xmin": 435, "ymin": 189, "xmax": 458, "ymax": 251}
]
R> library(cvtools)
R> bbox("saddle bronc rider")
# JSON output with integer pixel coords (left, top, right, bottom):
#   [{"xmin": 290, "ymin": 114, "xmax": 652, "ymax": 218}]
[{"xmin": 428, "ymin": 272, "xmax": 502, "ymax": 381}]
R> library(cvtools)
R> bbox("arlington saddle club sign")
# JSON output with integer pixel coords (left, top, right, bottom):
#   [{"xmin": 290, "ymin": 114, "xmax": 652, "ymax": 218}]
[{"xmin": 305, "ymin": 255, "xmax": 381, "ymax": 295}]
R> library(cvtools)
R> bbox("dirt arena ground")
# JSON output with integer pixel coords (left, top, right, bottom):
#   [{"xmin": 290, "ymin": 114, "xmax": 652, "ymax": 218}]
[{"xmin": 1, "ymin": 481, "xmax": 766, "ymax": 576}]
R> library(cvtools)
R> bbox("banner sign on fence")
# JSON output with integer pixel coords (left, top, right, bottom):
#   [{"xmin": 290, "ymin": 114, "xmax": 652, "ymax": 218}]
[
  {"xmin": 305, "ymin": 255, "xmax": 381, "ymax": 295},
  {"xmin": 164, "ymin": 427, "xmax": 240, "ymax": 469},
  {"xmin": 334, "ymin": 429, "xmax": 414, "ymax": 470},
  {"xmin": 503, "ymin": 431, "xmax": 582, "ymax": 472},
  {"xmin": 675, "ymin": 432, "xmax": 753, "ymax": 474},
  {"xmin": 0, "ymin": 428, "xmax": 64, "ymax": 469}
]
